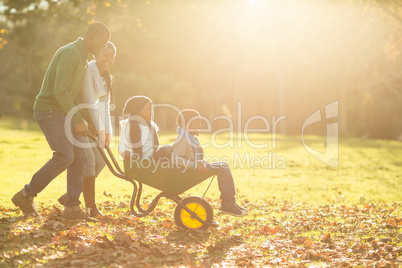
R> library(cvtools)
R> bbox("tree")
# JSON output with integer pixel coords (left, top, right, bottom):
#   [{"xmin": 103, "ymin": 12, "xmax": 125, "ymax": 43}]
[{"xmin": 0, "ymin": 0, "xmax": 401, "ymax": 138}]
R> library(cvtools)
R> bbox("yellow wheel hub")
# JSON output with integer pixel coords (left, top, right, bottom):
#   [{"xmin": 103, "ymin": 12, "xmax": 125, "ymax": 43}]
[{"xmin": 180, "ymin": 202, "xmax": 207, "ymax": 229}]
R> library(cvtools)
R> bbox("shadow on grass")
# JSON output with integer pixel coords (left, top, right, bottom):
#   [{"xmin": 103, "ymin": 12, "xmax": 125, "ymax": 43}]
[
  {"xmin": 203, "ymin": 234, "xmax": 244, "ymax": 265},
  {"xmin": 166, "ymin": 228, "xmax": 211, "ymax": 244},
  {"xmin": 0, "ymin": 210, "xmax": 24, "ymax": 247},
  {"xmin": 165, "ymin": 228, "xmax": 244, "ymax": 266}
]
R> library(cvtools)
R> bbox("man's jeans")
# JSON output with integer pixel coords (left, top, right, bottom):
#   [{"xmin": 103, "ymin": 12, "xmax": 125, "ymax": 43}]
[
  {"xmin": 208, "ymin": 162, "xmax": 236, "ymax": 205},
  {"xmin": 24, "ymin": 111, "xmax": 87, "ymax": 206}
]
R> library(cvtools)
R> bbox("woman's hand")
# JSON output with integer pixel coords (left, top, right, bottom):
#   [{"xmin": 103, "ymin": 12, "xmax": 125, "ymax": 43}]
[{"xmin": 98, "ymin": 130, "xmax": 106, "ymax": 148}]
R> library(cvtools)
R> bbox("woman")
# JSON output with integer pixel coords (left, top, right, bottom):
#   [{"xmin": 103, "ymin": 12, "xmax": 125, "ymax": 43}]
[{"xmin": 59, "ymin": 42, "xmax": 116, "ymax": 217}]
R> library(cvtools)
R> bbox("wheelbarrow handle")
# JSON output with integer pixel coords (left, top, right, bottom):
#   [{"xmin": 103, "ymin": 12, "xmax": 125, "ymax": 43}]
[
  {"xmin": 87, "ymin": 132, "xmax": 96, "ymax": 140},
  {"xmin": 87, "ymin": 133, "xmax": 126, "ymax": 175},
  {"xmin": 87, "ymin": 133, "xmax": 99, "ymax": 145}
]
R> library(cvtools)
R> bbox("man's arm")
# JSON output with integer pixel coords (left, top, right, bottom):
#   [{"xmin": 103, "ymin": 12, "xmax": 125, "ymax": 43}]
[{"xmin": 54, "ymin": 49, "xmax": 85, "ymax": 124}]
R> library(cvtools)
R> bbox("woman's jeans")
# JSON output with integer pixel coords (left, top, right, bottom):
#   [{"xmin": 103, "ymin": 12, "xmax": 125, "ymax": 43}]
[
  {"xmin": 24, "ymin": 111, "xmax": 87, "ymax": 207},
  {"xmin": 208, "ymin": 162, "xmax": 236, "ymax": 205},
  {"xmin": 77, "ymin": 135, "xmax": 106, "ymax": 177}
]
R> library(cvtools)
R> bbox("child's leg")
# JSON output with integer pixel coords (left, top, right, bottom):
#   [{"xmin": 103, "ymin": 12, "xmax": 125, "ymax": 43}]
[
  {"xmin": 153, "ymin": 144, "xmax": 173, "ymax": 161},
  {"xmin": 208, "ymin": 162, "xmax": 236, "ymax": 205},
  {"xmin": 209, "ymin": 162, "xmax": 247, "ymax": 217}
]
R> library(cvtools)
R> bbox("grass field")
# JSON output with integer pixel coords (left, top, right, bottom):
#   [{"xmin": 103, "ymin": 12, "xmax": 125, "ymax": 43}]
[
  {"xmin": 1, "ymin": 119, "xmax": 401, "ymax": 207},
  {"xmin": 0, "ymin": 119, "xmax": 401, "ymax": 267}
]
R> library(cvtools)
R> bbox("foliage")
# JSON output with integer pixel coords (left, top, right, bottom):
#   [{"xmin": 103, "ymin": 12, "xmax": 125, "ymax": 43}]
[
  {"xmin": 1, "ymin": 0, "xmax": 402, "ymax": 138},
  {"xmin": 0, "ymin": 120, "xmax": 401, "ymax": 266},
  {"xmin": 0, "ymin": 199, "xmax": 401, "ymax": 267}
]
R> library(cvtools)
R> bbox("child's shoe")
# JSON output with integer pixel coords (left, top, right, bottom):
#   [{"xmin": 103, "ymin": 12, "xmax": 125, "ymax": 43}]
[{"xmin": 221, "ymin": 203, "xmax": 248, "ymax": 217}]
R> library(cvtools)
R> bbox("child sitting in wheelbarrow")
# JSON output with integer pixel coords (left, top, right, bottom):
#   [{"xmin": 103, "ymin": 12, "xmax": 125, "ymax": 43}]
[
  {"xmin": 172, "ymin": 109, "xmax": 248, "ymax": 217},
  {"xmin": 118, "ymin": 96, "xmax": 215, "ymax": 196},
  {"xmin": 118, "ymin": 96, "xmax": 171, "ymax": 161},
  {"xmin": 117, "ymin": 96, "xmax": 226, "ymax": 229},
  {"xmin": 117, "ymin": 97, "xmax": 247, "ymax": 217}
]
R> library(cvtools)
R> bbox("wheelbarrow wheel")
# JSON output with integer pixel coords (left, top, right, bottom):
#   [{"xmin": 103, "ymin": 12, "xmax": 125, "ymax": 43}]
[{"xmin": 174, "ymin": 196, "xmax": 213, "ymax": 230}]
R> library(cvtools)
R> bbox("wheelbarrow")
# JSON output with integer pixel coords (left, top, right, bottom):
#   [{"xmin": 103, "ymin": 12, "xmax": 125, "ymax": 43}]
[{"xmin": 88, "ymin": 134, "xmax": 218, "ymax": 230}]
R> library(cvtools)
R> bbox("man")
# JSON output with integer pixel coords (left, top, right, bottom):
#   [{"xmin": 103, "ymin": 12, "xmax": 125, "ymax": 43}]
[{"xmin": 11, "ymin": 22, "xmax": 111, "ymax": 221}]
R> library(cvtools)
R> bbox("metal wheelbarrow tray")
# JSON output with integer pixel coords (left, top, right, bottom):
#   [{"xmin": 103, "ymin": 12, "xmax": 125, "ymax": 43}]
[{"xmin": 90, "ymin": 135, "xmax": 217, "ymax": 230}]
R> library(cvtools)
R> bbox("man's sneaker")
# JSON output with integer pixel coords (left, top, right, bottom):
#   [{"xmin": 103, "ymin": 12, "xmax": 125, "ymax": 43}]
[
  {"xmin": 221, "ymin": 203, "xmax": 248, "ymax": 217},
  {"xmin": 62, "ymin": 206, "xmax": 99, "ymax": 222},
  {"xmin": 11, "ymin": 188, "xmax": 38, "ymax": 216},
  {"xmin": 58, "ymin": 193, "xmax": 67, "ymax": 206}
]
